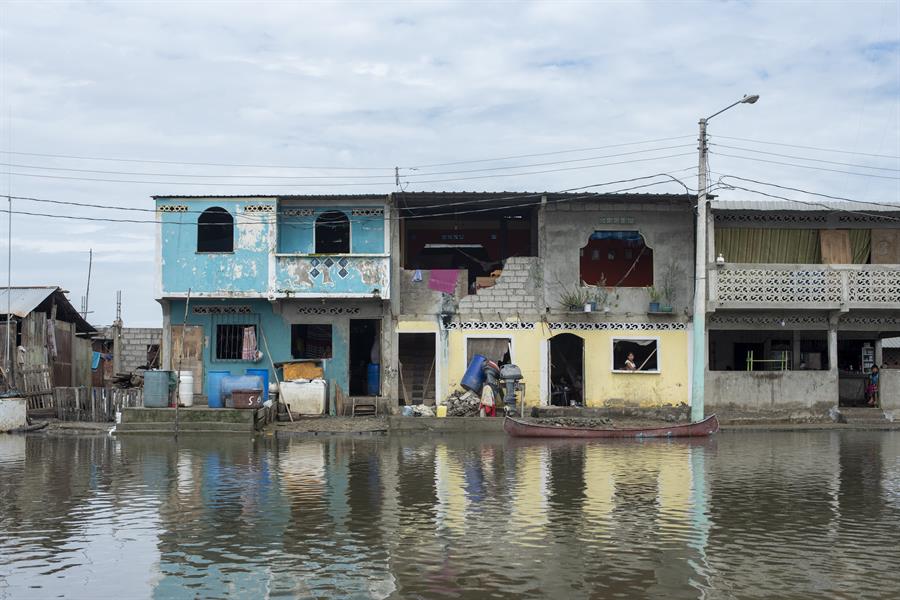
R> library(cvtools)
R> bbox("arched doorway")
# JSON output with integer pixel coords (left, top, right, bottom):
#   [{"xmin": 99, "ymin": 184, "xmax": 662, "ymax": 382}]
[{"xmin": 549, "ymin": 333, "xmax": 584, "ymax": 406}]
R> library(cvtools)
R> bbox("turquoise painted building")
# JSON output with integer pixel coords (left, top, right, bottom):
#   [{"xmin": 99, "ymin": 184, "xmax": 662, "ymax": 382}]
[{"xmin": 155, "ymin": 195, "xmax": 392, "ymax": 408}]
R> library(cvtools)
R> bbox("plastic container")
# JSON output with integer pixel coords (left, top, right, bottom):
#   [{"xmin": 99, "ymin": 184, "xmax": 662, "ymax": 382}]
[
  {"xmin": 280, "ymin": 380, "xmax": 326, "ymax": 415},
  {"xmin": 144, "ymin": 370, "xmax": 173, "ymax": 408},
  {"xmin": 226, "ymin": 390, "xmax": 263, "ymax": 409},
  {"xmin": 221, "ymin": 375, "xmax": 264, "ymax": 399},
  {"xmin": 245, "ymin": 368, "xmax": 269, "ymax": 401},
  {"xmin": 367, "ymin": 363, "xmax": 380, "ymax": 396},
  {"xmin": 461, "ymin": 354, "xmax": 487, "ymax": 393},
  {"xmin": 207, "ymin": 370, "xmax": 230, "ymax": 409},
  {"xmin": 436, "ymin": 405, "xmax": 447, "ymax": 418},
  {"xmin": 178, "ymin": 371, "xmax": 194, "ymax": 407}
]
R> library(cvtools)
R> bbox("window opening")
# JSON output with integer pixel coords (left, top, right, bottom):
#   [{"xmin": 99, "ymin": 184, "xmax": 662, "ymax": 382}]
[
  {"xmin": 612, "ymin": 338, "xmax": 658, "ymax": 372},
  {"xmin": 315, "ymin": 211, "xmax": 350, "ymax": 254},
  {"xmin": 146, "ymin": 344, "xmax": 161, "ymax": 369},
  {"xmin": 580, "ymin": 231, "xmax": 652, "ymax": 287},
  {"xmin": 291, "ymin": 324, "xmax": 333, "ymax": 359},
  {"xmin": 466, "ymin": 337, "xmax": 511, "ymax": 366},
  {"xmin": 197, "ymin": 207, "xmax": 234, "ymax": 253},
  {"xmin": 708, "ymin": 330, "xmax": 828, "ymax": 371},
  {"xmin": 215, "ymin": 324, "xmax": 257, "ymax": 361}
]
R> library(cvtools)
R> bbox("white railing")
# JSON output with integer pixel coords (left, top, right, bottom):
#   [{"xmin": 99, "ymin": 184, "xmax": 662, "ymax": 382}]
[{"xmin": 711, "ymin": 264, "xmax": 900, "ymax": 308}]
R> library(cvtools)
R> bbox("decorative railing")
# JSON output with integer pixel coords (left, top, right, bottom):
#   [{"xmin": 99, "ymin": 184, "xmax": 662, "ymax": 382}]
[
  {"xmin": 711, "ymin": 264, "xmax": 900, "ymax": 309},
  {"xmin": 273, "ymin": 254, "xmax": 390, "ymax": 298}
]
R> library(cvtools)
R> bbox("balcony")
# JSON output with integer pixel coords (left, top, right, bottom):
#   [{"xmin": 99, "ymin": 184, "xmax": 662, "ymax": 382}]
[
  {"xmin": 710, "ymin": 264, "xmax": 900, "ymax": 310},
  {"xmin": 273, "ymin": 254, "xmax": 390, "ymax": 298}
]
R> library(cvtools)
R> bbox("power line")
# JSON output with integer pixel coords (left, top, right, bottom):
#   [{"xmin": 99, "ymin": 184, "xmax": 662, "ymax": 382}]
[
  {"xmin": 716, "ymin": 175, "xmax": 900, "ymax": 211},
  {"xmin": 0, "ymin": 143, "xmax": 694, "ymax": 180},
  {"xmin": 711, "ymin": 135, "xmax": 900, "ymax": 160},
  {"xmin": 2, "ymin": 152, "xmax": 697, "ymax": 187},
  {"xmin": 710, "ymin": 151, "xmax": 900, "ymax": 180},
  {"xmin": 711, "ymin": 143, "xmax": 900, "ymax": 172},
  {"xmin": 711, "ymin": 184, "xmax": 900, "ymax": 222}
]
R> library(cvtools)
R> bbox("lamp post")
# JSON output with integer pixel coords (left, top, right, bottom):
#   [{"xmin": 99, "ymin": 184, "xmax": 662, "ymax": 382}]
[{"xmin": 691, "ymin": 94, "xmax": 759, "ymax": 422}]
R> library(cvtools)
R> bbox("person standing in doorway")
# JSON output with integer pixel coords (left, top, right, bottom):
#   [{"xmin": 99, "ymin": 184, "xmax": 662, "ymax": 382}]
[{"xmin": 866, "ymin": 365, "xmax": 880, "ymax": 407}]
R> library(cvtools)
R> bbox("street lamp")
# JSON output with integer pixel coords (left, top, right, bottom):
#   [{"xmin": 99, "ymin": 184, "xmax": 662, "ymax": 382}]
[{"xmin": 691, "ymin": 94, "xmax": 759, "ymax": 422}]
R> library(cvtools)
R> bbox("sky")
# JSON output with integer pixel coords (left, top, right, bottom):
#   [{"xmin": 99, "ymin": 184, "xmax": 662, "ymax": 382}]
[{"xmin": 0, "ymin": 0, "xmax": 898, "ymax": 327}]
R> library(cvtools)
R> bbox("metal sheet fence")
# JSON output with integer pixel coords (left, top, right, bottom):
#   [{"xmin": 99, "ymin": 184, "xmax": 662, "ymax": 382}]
[{"xmin": 55, "ymin": 387, "xmax": 143, "ymax": 422}]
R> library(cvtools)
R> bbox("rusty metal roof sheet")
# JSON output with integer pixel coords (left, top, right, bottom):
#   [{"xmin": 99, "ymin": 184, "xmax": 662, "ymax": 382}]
[
  {"xmin": 711, "ymin": 199, "xmax": 900, "ymax": 213},
  {"xmin": 884, "ymin": 337, "xmax": 900, "ymax": 349},
  {"xmin": 0, "ymin": 286, "xmax": 95, "ymax": 333}
]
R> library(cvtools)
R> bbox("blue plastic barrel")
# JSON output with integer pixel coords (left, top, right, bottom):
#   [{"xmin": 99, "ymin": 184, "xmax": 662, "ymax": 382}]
[
  {"xmin": 144, "ymin": 370, "xmax": 173, "ymax": 408},
  {"xmin": 221, "ymin": 375, "xmax": 264, "ymax": 399},
  {"xmin": 367, "ymin": 363, "xmax": 380, "ymax": 396},
  {"xmin": 460, "ymin": 354, "xmax": 487, "ymax": 393},
  {"xmin": 245, "ymin": 368, "xmax": 269, "ymax": 401},
  {"xmin": 207, "ymin": 370, "xmax": 230, "ymax": 408}
]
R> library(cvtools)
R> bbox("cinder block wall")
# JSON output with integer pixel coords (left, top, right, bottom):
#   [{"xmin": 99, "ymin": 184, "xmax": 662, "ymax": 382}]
[
  {"xmin": 458, "ymin": 257, "xmax": 541, "ymax": 315},
  {"xmin": 99, "ymin": 327, "xmax": 163, "ymax": 373}
]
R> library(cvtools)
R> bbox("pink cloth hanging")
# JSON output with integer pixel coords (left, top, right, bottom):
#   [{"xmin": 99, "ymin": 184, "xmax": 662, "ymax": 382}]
[
  {"xmin": 428, "ymin": 270, "xmax": 460, "ymax": 294},
  {"xmin": 241, "ymin": 326, "xmax": 258, "ymax": 360}
]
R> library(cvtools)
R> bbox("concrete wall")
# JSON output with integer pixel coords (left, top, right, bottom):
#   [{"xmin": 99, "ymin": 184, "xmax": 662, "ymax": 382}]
[
  {"xmin": 880, "ymin": 369, "xmax": 900, "ymax": 410},
  {"xmin": 542, "ymin": 200, "xmax": 695, "ymax": 316},
  {"xmin": 705, "ymin": 370, "xmax": 838, "ymax": 420},
  {"xmin": 99, "ymin": 327, "xmax": 162, "ymax": 373},
  {"xmin": 457, "ymin": 257, "xmax": 542, "ymax": 317}
]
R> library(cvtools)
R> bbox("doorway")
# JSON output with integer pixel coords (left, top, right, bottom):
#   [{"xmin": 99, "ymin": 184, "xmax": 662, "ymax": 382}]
[
  {"xmin": 349, "ymin": 319, "xmax": 380, "ymax": 396},
  {"xmin": 398, "ymin": 333, "xmax": 437, "ymax": 406},
  {"xmin": 549, "ymin": 333, "xmax": 584, "ymax": 406},
  {"xmin": 838, "ymin": 337, "xmax": 875, "ymax": 407}
]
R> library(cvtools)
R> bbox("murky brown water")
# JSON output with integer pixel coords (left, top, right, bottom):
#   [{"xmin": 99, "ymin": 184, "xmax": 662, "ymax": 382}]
[{"xmin": 1, "ymin": 430, "xmax": 899, "ymax": 599}]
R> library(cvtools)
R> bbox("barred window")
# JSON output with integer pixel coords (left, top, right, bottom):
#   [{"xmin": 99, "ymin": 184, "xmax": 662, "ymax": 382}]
[{"xmin": 215, "ymin": 324, "xmax": 257, "ymax": 360}]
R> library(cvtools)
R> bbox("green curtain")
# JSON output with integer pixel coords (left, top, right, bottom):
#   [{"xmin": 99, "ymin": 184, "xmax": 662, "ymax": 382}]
[
  {"xmin": 849, "ymin": 229, "xmax": 871, "ymax": 264},
  {"xmin": 715, "ymin": 228, "xmax": 821, "ymax": 263}
]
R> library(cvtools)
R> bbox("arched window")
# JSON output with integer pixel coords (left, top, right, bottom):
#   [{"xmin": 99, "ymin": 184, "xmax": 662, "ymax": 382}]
[
  {"xmin": 579, "ymin": 231, "xmax": 653, "ymax": 287},
  {"xmin": 315, "ymin": 211, "xmax": 350, "ymax": 254},
  {"xmin": 197, "ymin": 207, "xmax": 234, "ymax": 253}
]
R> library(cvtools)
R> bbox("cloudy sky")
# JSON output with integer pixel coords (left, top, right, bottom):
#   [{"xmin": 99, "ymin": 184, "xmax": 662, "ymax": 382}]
[{"xmin": 1, "ymin": 1, "xmax": 897, "ymax": 327}]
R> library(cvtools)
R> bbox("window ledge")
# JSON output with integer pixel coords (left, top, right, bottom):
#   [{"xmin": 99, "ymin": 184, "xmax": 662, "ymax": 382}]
[
  {"xmin": 196, "ymin": 251, "xmax": 235, "ymax": 255},
  {"xmin": 611, "ymin": 370, "xmax": 660, "ymax": 375},
  {"xmin": 275, "ymin": 253, "xmax": 388, "ymax": 258}
]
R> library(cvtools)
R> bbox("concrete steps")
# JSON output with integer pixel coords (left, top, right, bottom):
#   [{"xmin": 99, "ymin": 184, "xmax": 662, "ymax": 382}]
[
  {"xmin": 839, "ymin": 407, "xmax": 888, "ymax": 425},
  {"xmin": 117, "ymin": 407, "xmax": 257, "ymax": 434}
]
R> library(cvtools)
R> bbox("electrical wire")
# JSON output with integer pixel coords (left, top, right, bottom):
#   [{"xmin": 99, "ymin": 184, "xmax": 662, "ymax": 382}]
[
  {"xmin": 709, "ymin": 151, "xmax": 900, "ymax": 180},
  {"xmin": 710, "ymin": 144, "xmax": 900, "ymax": 172},
  {"xmin": 715, "ymin": 175, "xmax": 900, "ymax": 211},
  {"xmin": 711, "ymin": 135, "xmax": 900, "ymax": 160},
  {"xmin": 710, "ymin": 183, "xmax": 900, "ymax": 222},
  {"xmin": 2, "ymin": 152, "xmax": 698, "ymax": 187}
]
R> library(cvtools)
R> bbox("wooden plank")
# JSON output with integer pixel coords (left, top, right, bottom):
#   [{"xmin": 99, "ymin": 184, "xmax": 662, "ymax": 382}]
[
  {"xmin": 820, "ymin": 230, "xmax": 852, "ymax": 264},
  {"xmin": 171, "ymin": 325, "xmax": 204, "ymax": 394},
  {"xmin": 871, "ymin": 229, "xmax": 900, "ymax": 264}
]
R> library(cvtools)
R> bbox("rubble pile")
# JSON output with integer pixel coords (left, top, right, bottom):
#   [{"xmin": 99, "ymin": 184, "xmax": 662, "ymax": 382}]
[
  {"xmin": 533, "ymin": 417, "xmax": 613, "ymax": 428},
  {"xmin": 445, "ymin": 389, "xmax": 481, "ymax": 417}
]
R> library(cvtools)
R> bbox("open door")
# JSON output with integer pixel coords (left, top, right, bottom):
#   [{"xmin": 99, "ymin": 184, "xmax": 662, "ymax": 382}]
[
  {"xmin": 549, "ymin": 333, "xmax": 584, "ymax": 406},
  {"xmin": 349, "ymin": 319, "xmax": 381, "ymax": 396},
  {"xmin": 398, "ymin": 333, "xmax": 437, "ymax": 406},
  {"xmin": 171, "ymin": 325, "xmax": 204, "ymax": 395}
]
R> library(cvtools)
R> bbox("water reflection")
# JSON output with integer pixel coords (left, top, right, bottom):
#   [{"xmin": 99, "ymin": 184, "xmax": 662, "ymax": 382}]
[{"xmin": 0, "ymin": 432, "xmax": 899, "ymax": 599}]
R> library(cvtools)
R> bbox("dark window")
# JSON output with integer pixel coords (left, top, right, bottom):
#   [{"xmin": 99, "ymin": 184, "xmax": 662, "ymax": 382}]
[
  {"xmin": 612, "ymin": 338, "xmax": 659, "ymax": 372},
  {"xmin": 146, "ymin": 344, "xmax": 160, "ymax": 369},
  {"xmin": 215, "ymin": 324, "xmax": 256, "ymax": 360},
  {"xmin": 198, "ymin": 207, "xmax": 234, "ymax": 253},
  {"xmin": 292, "ymin": 324, "xmax": 333, "ymax": 359},
  {"xmin": 315, "ymin": 211, "xmax": 350, "ymax": 254},
  {"xmin": 580, "ymin": 231, "xmax": 653, "ymax": 287}
]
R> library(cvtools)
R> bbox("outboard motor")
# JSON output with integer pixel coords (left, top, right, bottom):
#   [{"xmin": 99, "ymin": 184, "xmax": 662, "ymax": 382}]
[{"xmin": 499, "ymin": 363, "xmax": 524, "ymax": 416}]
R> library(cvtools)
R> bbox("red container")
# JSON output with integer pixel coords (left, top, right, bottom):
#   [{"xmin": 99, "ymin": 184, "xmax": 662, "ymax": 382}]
[{"xmin": 226, "ymin": 389, "xmax": 262, "ymax": 409}]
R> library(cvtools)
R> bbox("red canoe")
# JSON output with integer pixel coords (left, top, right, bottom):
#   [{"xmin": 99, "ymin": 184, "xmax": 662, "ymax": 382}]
[{"xmin": 503, "ymin": 414, "xmax": 720, "ymax": 439}]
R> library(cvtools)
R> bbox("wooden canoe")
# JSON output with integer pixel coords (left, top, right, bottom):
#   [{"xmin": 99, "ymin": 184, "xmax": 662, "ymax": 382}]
[{"xmin": 503, "ymin": 414, "xmax": 720, "ymax": 439}]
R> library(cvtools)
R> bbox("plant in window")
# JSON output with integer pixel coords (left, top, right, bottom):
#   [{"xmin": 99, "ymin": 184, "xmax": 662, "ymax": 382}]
[{"xmin": 557, "ymin": 278, "xmax": 593, "ymax": 311}]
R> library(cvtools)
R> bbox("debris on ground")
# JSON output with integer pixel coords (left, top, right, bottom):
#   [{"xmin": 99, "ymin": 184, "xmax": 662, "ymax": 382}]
[
  {"xmin": 531, "ymin": 417, "xmax": 613, "ymax": 428},
  {"xmin": 445, "ymin": 389, "xmax": 480, "ymax": 417},
  {"xmin": 410, "ymin": 404, "xmax": 434, "ymax": 417}
]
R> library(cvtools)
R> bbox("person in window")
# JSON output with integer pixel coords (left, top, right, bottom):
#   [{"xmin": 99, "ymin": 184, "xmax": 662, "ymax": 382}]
[
  {"xmin": 624, "ymin": 352, "xmax": 638, "ymax": 371},
  {"xmin": 866, "ymin": 365, "xmax": 880, "ymax": 407}
]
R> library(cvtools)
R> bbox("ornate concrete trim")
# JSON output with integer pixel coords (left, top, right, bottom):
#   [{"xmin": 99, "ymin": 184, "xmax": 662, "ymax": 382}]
[
  {"xmin": 296, "ymin": 306, "xmax": 361, "ymax": 315},
  {"xmin": 549, "ymin": 322, "xmax": 687, "ymax": 331},
  {"xmin": 243, "ymin": 204, "xmax": 274, "ymax": 213},
  {"xmin": 192, "ymin": 305, "xmax": 254, "ymax": 315},
  {"xmin": 351, "ymin": 208, "xmax": 384, "ymax": 217},
  {"xmin": 158, "ymin": 204, "xmax": 188, "ymax": 213},
  {"xmin": 282, "ymin": 208, "xmax": 315, "ymax": 217},
  {"xmin": 446, "ymin": 322, "xmax": 536, "ymax": 330}
]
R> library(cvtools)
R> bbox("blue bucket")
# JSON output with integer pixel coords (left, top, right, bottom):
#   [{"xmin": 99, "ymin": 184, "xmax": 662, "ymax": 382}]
[
  {"xmin": 461, "ymin": 354, "xmax": 487, "ymax": 393},
  {"xmin": 245, "ymin": 368, "xmax": 269, "ymax": 401},
  {"xmin": 207, "ymin": 370, "xmax": 230, "ymax": 409}
]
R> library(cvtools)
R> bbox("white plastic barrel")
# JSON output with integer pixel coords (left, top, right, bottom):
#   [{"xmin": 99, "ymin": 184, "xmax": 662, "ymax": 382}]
[
  {"xmin": 280, "ymin": 380, "xmax": 326, "ymax": 415},
  {"xmin": 178, "ymin": 371, "xmax": 194, "ymax": 407}
]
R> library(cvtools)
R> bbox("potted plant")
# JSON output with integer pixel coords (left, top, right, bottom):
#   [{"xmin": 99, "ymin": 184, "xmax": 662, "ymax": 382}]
[
  {"xmin": 558, "ymin": 284, "xmax": 593, "ymax": 312},
  {"xmin": 648, "ymin": 287, "xmax": 662, "ymax": 312},
  {"xmin": 661, "ymin": 259, "xmax": 685, "ymax": 313}
]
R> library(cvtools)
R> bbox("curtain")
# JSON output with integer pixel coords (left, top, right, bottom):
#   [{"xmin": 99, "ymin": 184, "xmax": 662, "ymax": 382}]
[
  {"xmin": 849, "ymin": 229, "xmax": 871, "ymax": 264},
  {"xmin": 467, "ymin": 338, "xmax": 510, "ymax": 364},
  {"xmin": 241, "ymin": 326, "xmax": 258, "ymax": 361}
]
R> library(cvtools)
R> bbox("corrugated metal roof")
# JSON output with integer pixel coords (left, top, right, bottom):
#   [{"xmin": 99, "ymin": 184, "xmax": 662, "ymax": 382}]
[
  {"xmin": 0, "ymin": 287, "xmax": 57, "ymax": 318},
  {"xmin": 712, "ymin": 199, "xmax": 900, "ymax": 213},
  {"xmin": 883, "ymin": 337, "xmax": 900, "ymax": 349}
]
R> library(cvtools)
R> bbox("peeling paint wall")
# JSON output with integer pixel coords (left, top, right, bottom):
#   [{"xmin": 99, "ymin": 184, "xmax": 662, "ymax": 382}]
[
  {"xmin": 274, "ymin": 256, "xmax": 390, "ymax": 296},
  {"xmin": 277, "ymin": 206, "xmax": 385, "ymax": 254}
]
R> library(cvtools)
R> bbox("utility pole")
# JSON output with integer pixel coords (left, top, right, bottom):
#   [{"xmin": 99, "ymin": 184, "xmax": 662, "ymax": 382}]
[
  {"xmin": 112, "ymin": 291, "xmax": 123, "ymax": 375},
  {"xmin": 691, "ymin": 94, "xmax": 759, "ymax": 422},
  {"xmin": 83, "ymin": 248, "xmax": 93, "ymax": 321}
]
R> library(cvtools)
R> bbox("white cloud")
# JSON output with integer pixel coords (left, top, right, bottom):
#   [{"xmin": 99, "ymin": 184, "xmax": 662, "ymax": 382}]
[{"xmin": 0, "ymin": 0, "xmax": 897, "ymax": 326}]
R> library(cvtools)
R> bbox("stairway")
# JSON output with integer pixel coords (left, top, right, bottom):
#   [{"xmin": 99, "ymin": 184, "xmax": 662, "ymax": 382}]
[
  {"xmin": 401, "ymin": 353, "xmax": 436, "ymax": 405},
  {"xmin": 839, "ymin": 406, "xmax": 889, "ymax": 425},
  {"xmin": 116, "ymin": 407, "xmax": 258, "ymax": 434}
]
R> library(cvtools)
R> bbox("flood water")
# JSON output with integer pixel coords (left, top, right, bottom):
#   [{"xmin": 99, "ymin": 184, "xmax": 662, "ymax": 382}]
[{"xmin": 1, "ymin": 431, "xmax": 899, "ymax": 600}]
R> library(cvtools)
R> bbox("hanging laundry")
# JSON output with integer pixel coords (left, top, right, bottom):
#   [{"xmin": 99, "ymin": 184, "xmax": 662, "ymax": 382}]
[
  {"xmin": 241, "ymin": 326, "xmax": 258, "ymax": 360},
  {"xmin": 428, "ymin": 269, "xmax": 459, "ymax": 294},
  {"xmin": 91, "ymin": 351, "xmax": 102, "ymax": 370}
]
